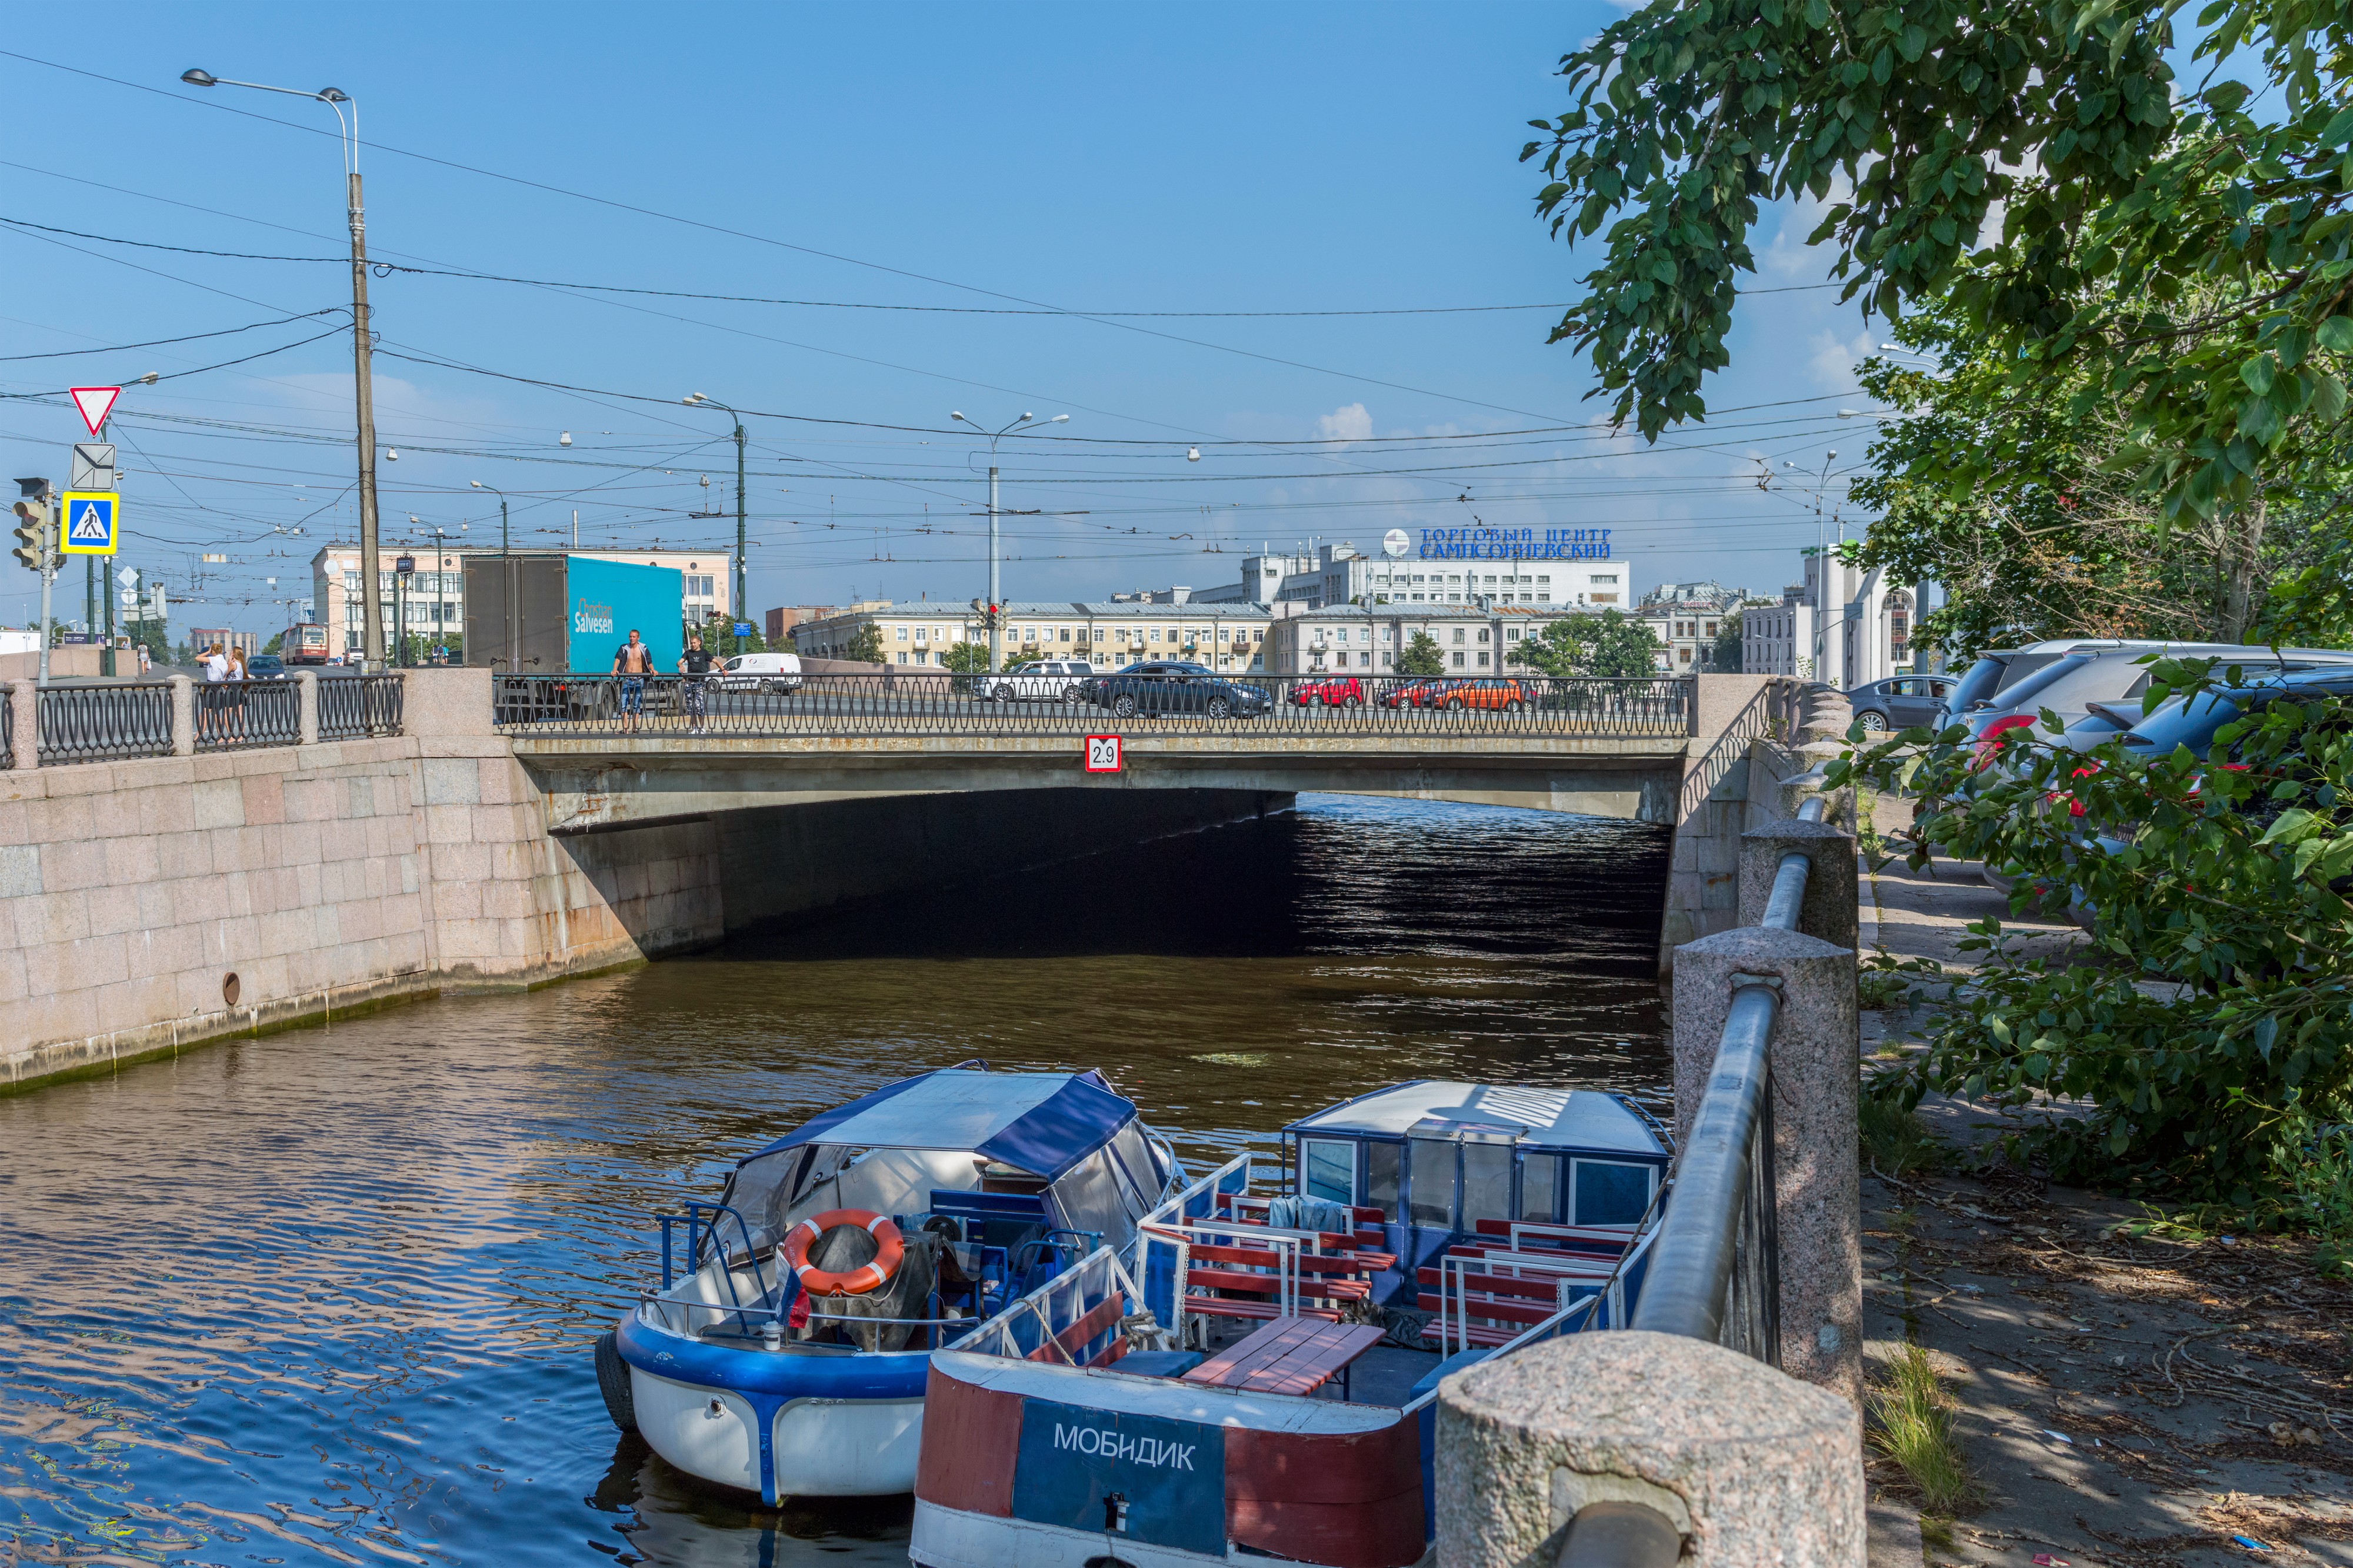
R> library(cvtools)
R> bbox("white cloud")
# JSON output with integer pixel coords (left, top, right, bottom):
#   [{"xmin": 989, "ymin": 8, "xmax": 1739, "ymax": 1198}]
[
  {"xmin": 1316, "ymin": 402, "xmax": 1372, "ymax": 443},
  {"xmin": 1808, "ymin": 328, "xmax": 1875, "ymax": 393}
]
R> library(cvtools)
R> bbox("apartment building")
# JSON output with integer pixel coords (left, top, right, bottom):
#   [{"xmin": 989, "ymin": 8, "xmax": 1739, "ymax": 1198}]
[{"xmin": 791, "ymin": 600, "xmax": 1277, "ymax": 672}]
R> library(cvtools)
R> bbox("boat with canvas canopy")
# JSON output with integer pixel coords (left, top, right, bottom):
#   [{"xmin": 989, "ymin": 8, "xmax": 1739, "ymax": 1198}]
[
  {"xmin": 595, "ymin": 1064, "xmax": 1184, "ymax": 1503},
  {"xmin": 908, "ymin": 1076, "xmax": 1672, "ymax": 1568}
]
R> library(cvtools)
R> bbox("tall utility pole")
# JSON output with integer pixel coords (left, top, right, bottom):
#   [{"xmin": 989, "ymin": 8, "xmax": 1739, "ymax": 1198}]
[
  {"xmin": 469, "ymin": 480, "xmax": 515, "ymax": 675},
  {"xmin": 951, "ymin": 410, "xmax": 1069, "ymax": 670},
  {"xmin": 179, "ymin": 69, "xmax": 380, "ymax": 671},
  {"xmin": 681, "ymin": 394, "xmax": 748, "ymax": 624}
]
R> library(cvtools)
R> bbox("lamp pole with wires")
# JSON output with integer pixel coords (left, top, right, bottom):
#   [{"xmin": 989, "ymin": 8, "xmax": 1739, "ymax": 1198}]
[
  {"xmin": 681, "ymin": 394, "xmax": 748, "ymax": 626},
  {"xmin": 469, "ymin": 480, "xmax": 515, "ymax": 675},
  {"xmin": 179, "ymin": 68, "xmax": 383, "ymax": 671},
  {"xmin": 951, "ymin": 411, "xmax": 1068, "ymax": 671}
]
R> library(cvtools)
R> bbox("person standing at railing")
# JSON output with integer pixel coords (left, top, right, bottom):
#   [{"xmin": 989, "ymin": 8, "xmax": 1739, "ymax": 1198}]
[
  {"xmin": 226, "ymin": 647, "xmax": 250, "ymax": 740},
  {"xmin": 202, "ymin": 645, "xmax": 228, "ymax": 683},
  {"xmin": 613, "ymin": 629, "xmax": 652, "ymax": 733},
  {"xmin": 677, "ymin": 633, "xmax": 712, "ymax": 735}
]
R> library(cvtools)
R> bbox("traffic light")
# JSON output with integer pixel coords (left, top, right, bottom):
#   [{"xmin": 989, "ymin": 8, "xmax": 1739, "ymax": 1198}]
[{"xmin": 11, "ymin": 497, "xmax": 50, "ymax": 573}]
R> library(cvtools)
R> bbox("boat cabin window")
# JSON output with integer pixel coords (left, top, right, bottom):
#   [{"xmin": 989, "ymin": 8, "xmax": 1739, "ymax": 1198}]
[
  {"xmin": 1364, "ymin": 1140, "xmax": 1400, "ymax": 1222},
  {"xmin": 1408, "ymin": 1137, "xmax": 1455, "ymax": 1228},
  {"xmin": 1461, "ymin": 1141, "xmax": 1511, "ymax": 1226},
  {"xmin": 1519, "ymin": 1152, "xmax": 1558, "ymax": 1222},
  {"xmin": 1301, "ymin": 1139, "xmax": 1355, "ymax": 1205},
  {"xmin": 1573, "ymin": 1159, "xmax": 1655, "ymax": 1226}
]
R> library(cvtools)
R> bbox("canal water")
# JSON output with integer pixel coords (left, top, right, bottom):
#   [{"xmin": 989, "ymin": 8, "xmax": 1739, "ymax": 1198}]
[{"xmin": 0, "ymin": 793, "xmax": 1670, "ymax": 1568}]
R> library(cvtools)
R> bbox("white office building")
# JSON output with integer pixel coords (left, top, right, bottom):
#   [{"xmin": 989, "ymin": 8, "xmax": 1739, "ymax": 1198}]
[{"xmin": 1741, "ymin": 551, "xmax": 1928, "ymax": 683}]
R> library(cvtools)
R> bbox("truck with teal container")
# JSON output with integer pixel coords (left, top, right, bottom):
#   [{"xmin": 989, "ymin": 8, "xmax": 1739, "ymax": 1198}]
[{"xmin": 463, "ymin": 552, "xmax": 682, "ymax": 719}]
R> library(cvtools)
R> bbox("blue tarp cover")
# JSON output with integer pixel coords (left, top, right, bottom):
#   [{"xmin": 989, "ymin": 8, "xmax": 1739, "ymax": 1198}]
[{"xmin": 736, "ymin": 1069, "xmax": 1134, "ymax": 1181}]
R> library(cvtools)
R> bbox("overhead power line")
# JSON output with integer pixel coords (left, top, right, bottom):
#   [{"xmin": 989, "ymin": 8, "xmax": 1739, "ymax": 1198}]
[
  {"xmin": 0, "ymin": 216, "xmax": 1845, "ymax": 315},
  {"xmin": 0, "ymin": 305, "xmax": 345, "ymax": 360}
]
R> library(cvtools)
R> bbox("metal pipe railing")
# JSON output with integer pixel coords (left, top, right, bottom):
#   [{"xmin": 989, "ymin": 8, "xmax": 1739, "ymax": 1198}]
[{"xmin": 1565, "ymin": 794, "xmax": 1831, "ymax": 1565}]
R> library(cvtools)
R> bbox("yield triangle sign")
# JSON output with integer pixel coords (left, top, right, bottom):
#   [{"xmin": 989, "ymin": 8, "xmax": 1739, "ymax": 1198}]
[{"xmin": 69, "ymin": 386, "xmax": 120, "ymax": 436}]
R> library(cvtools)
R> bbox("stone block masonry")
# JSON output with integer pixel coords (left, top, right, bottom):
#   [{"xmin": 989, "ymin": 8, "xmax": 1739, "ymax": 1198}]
[{"xmin": 1, "ymin": 668, "xmax": 721, "ymax": 1092}]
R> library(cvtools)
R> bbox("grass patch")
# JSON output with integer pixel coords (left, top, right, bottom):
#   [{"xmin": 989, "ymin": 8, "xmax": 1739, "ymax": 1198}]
[
  {"xmin": 1868, "ymin": 1343, "xmax": 1976, "ymax": 1516},
  {"xmin": 1861, "ymin": 1094, "xmax": 1949, "ymax": 1179}
]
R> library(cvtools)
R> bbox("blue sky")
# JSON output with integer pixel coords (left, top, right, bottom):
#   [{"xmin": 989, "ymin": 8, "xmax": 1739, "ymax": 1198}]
[{"xmin": 0, "ymin": 4, "xmax": 1877, "ymax": 638}]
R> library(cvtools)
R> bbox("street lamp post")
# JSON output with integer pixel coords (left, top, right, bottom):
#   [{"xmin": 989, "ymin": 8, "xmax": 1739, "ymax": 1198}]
[
  {"xmin": 179, "ymin": 68, "xmax": 384, "ymax": 672},
  {"xmin": 469, "ymin": 480, "xmax": 515, "ymax": 675},
  {"xmin": 409, "ymin": 514, "xmax": 453, "ymax": 664},
  {"xmin": 681, "ymin": 394, "xmax": 748, "ymax": 630},
  {"xmin": 950, "ymin": 410, "xmax": 1069, "ymax": 671}
]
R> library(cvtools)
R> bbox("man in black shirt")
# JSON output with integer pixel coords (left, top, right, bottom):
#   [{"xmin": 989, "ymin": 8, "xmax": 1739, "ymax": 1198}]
[{"xmin": 678, "ymin": 633, "xmax": 714, "ymax": 733}]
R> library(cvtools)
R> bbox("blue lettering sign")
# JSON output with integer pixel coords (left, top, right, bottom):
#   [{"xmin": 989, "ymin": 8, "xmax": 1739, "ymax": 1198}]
[
  {"xmin": 1012, "ymin": 1396, "xmax": 1225, "ymax": 1556},
  {"xmin": 1417, "ymin": 526, "xmax": 1611, "ymax": 562}
]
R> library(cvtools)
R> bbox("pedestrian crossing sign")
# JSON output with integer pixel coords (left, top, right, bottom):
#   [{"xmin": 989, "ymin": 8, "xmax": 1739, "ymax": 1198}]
[{"xmin": 59, "ymin": 491, "xmax": 119, "ymax": 555}]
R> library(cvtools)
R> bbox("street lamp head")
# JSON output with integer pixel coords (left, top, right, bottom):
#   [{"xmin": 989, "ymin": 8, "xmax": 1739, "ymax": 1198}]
[
  {"xmin": 682, "ymin": 393, "xmax": 704, "ymax": 405},
  {"xmin": 951, "ymin": 411, "xmax": 966, "ymax": 422},
  {"xmin": 1049, "ymin": 415, "xmax": 1069, "ymax": 423},
  {"xmin": 180, "ymin": 68, "xmax": 217, "ymax": 87},
  {"xmin": 384, "ymin": 448, "xmax": 398, "ymax": 461},
  {"xmin": 469, "ymin": 480, "xmax": 484, "ymax": 490},
  {"xmin": 137, "ymin": 371, "xmax": 159, "ymax": 385},
  {"xmin": 559, "ymin": 431, "xmax": 572, "ymax": 446},
  {"xmin": 1187, "ymin": 446, "xmax": 1201, "ymax": 462},
  {"xmin": 1021, "ymin": 412, "xmax": 1034, "ymax": 422},
  {"xmin": 317, "ymin": 88, "xmax": 349, "ymax": 103}
]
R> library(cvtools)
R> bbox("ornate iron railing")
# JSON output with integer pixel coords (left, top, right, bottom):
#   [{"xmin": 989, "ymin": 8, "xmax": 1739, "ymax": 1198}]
[
  {"xmin": 34, "ymin": 681, "xmax": 175, "ymax": 765},
  {"xmin": 194, "ymin": 679, "xmax": 301, "ymax": 752},
  {"xmin": 490, "ymin": 672, "xmax": 1695, "ymax": 740},
  {"xmin": 319, "ymin": 673, "xmax": 405, "ymax": 740}
]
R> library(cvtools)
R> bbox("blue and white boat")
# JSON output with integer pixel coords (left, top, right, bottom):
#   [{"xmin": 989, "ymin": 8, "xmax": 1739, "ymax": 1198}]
[{"xmin": 596, "ymin": 1065, "xmax": 1185, "ymax": 1504}]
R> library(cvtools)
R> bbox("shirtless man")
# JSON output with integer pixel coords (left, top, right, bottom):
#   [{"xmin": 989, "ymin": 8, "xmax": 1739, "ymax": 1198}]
[{"xmin": 614, "ymin": 629, "xmax": 653, "ymax": 732}]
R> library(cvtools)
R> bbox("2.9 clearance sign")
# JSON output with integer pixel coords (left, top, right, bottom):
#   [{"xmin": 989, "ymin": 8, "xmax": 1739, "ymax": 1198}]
[{"xmin": 1084, "ymin": 735, "xmax": 1122, "ymax": 773}]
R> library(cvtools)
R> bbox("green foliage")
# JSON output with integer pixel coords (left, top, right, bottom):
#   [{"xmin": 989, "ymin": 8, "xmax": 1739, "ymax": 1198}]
[
  {"xmin": 1834, "ymin": 655, "xmax": 2353, "ymax": 1204},
  {"xmin": 1522, "ymin": 0, "xmax": 2353, "ymax": 533},
  {"xmin": 262, "ymin": 631, "xmax": 285, "ymax": 655},
  {"xmin": 1708, "ymin": 609, "xmax": 1744, "ymax": 672},
  {"xmin": 1859, "ymin": 1090, "xmax": 1951, "ymax": 1177},
  {"xmin": 842, "ymin": 622, "xmax": 885, "ymax": 665},
  {"xmin": 1859, "ymin": 951, "xmax": 1947, "ymax": 1010},
  {"xmin": 1868, "ymin": 1343, "xmax": 1976, "ymax": 1516},
  {"xmin": 1505, "ymin": 610, "xmax": 1663, "ymax": 676},
  {"xmin": 1397, "ymin": 631, "xmax": 1447, "ymax": 677},
  {"xmin": 937, "ymin": 640, "xmax": 992, "ymax": 675},
  {"xmin": 685, "ymin": 615, "xmax": 766, "ymax": 659}
]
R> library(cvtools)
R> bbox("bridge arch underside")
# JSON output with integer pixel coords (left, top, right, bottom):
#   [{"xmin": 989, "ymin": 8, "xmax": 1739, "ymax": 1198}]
[{"xmin": 519, "ymin": 745, "xmax": 1685, "ymax": 836}]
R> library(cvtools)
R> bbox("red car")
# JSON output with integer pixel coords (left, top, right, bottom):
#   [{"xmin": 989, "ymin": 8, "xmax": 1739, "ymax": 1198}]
[
  {"xmin": 1289, "ymin": 675, "xmax": 1364, "ymax": 708},
  {"xmin": 1379, "ymin": 679, "xmax": 1455, "ymax": 709}
]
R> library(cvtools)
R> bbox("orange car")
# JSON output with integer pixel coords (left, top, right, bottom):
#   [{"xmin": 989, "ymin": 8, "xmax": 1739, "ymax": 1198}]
[{"xmin": 1437, "ymin": 678, "xmax": 1529, "ymax": 712}]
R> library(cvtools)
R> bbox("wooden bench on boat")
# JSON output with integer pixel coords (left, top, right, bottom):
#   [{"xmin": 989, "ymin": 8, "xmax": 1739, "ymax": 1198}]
[
  {"xmin": 1181, "ymin": 1316, "xmax": 1387, "ymax": 1400},
  {"xmin": 1144, "ymin": 1200, "xmax": 1397, "ymax": 1327},
  {"xmin": 1417, "ymin": 1240, "xmax": 1624, "ymax": 1347}
]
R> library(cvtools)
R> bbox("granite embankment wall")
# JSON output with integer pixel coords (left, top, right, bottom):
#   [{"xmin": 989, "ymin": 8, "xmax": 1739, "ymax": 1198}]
[{"xmin": 1, "ymin": 668, "xmax": 1280, "ymax": 1093}]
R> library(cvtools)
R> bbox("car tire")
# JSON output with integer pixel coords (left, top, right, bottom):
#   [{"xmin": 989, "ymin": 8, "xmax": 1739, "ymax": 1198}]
[
  {"xmin": 1342, "ymin": 695, "xmax": 1361, "ymax": 709},
  {"xmin": 992, "ymin": 684, "xmax": 1013, "ymax": 703},
  {"xmin": 1207, "ymin": 696, "xmax": 1232, "ymax": 719},
  {"xmin": 758, "ymin": 678, "xmax": 776, "ymax": 695},
  {"xmin": 1445, "ymin": 696, "xmax": 1465, "ymax": 710},
  {"xmin": 1062, "ymin": 683, "xmax": 1083, "ymax": 702},
  {"xmin": 1857, "ymin": 709, "xmax": 1891, "ymax": 734},
  {"xmin": 1504, "ymin": 698, "xmax": 1524, "ymax": 713},
  {"xmin": 1112, "ymin": 695, "xmax": 1138, "ymax": 719}
]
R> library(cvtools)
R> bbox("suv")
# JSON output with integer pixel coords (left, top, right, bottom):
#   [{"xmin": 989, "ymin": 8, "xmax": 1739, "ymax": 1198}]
[
  {"xmin": 989, "ymin": 659, "xmax": 1098, "ymax": 702},
  {"xmin": 1289, "ymin": 675, "xmax": 1364, "ymax": 708}
]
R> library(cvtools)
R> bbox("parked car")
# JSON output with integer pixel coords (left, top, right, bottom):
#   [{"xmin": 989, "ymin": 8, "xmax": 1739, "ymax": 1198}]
[
  {"xmin": 1082, "ymin": 661, "xmax": 1272, "ymax": 719},
  {"xmin": 1981, "ymin": 666, "xmax": 2353, "ymax": 911},
  {"xmin": 989, "ymin": 659, "xmax": 1098, "ymax": 702},
  {"xmin": 1848, "ymin": 674, "xmax": 1955, "ymax": 732},
  {"xmin": 245, "ymin": 653, "xmax": 287, "ymax": 680},
  {"xmin": 1431, "ymin": 678, "xmax": 1531, "ymax": 712},
  {"xmin": 1932, "ymin": 639, "xmax": 2094, "ymax": 728},
  {"xmin": 1289, "ymin": 675, "xmax": 1364, "ymax": 708},
  {"xmin": 711, "ymin": 650, "xmax": 802, "ymax": 693},
  {"xmin": 1379, "ymin": 678, "xmax": 1457, "ymax": 709}
]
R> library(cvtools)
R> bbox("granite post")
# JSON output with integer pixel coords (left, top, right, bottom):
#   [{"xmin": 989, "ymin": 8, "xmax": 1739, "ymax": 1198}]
[
  {"xmin": 1437, "ymin": 1331, "xmax": 1865, "ymax": 1567},
  {"xmin": 1737, "ymin": 819, "xmax": 1858, "ymax": 953},
  {"xmin": 166, "ymin": 673, "xmax": 194, "ymax": 757},
  {"xmin": 1671, "ymin": 924, "xmax": 1861, "ymax": 1403},
  {"xmin": 295, "ymin": 669, "xmax": 320, "ymax": 745},
  {"xmin": 5, "ymin": 681, "xmax": 33, "ymax": 770}
]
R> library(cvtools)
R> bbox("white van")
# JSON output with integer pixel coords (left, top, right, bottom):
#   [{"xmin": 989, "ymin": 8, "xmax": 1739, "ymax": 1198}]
[{"xmin": 712, "ymin": 650, "xmax": 802, "ymax": 693}]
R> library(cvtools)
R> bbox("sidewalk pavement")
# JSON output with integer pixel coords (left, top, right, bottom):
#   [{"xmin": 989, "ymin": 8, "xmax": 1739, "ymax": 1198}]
[{"xmin": 1857, "ymin": 850, "xmax": 2353, "ymax": 1566}]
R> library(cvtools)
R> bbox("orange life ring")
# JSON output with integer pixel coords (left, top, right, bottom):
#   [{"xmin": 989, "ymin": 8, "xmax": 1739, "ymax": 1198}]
[{"xmin": 783, "ymin": 1209, "xmax": 905, "ymax": 1296}]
